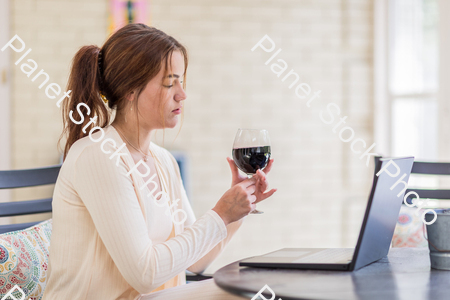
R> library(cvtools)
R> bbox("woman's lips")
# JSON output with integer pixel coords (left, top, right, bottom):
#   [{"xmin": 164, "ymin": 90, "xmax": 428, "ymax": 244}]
[{"xmin": 172, "ymin": 108, "xmax": 181, "ymax": 114}]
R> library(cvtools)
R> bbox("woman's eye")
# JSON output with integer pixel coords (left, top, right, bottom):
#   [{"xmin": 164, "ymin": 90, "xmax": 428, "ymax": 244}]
[{"xmin": 163, "ymin": 78, "xmax": 182, "ymax": 88}]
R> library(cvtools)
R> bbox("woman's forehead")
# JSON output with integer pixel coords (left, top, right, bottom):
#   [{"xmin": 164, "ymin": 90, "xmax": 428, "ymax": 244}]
[
  {"xmin": 155, "ymin": 51, "xmax": 185, "ymax": 79},
  {"xmin": 168, "ymin": 51, "xmax": 185, "ymax": 71}
]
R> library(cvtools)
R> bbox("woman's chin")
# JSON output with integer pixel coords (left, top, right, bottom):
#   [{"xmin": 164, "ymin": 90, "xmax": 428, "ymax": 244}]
[{"xmin": 166, "ymin": 120, "xmax": 178, "ymax": 128}]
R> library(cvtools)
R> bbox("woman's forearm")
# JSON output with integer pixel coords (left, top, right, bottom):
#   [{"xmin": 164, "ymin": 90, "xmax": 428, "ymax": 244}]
[{"xmin": 187, "ymin": 215, "xmax": 245, "ymax": 274}]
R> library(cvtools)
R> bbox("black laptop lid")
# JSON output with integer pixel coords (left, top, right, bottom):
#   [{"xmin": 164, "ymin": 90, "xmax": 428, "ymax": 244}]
[{"xmin": 351, "ymin": 157, "xmax": 414, "ymax": 271}]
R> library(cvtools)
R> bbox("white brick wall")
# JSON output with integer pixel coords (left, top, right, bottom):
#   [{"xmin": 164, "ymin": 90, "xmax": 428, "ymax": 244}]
[{"xmin": 10, "ymin": 0, "xmax": 375, "ymax": 275}]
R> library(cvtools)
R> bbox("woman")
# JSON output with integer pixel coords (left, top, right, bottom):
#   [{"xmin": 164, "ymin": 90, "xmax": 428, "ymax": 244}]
[{"xmin": 42, "ymin": 23, "xmax": 276, "ymax": 300}]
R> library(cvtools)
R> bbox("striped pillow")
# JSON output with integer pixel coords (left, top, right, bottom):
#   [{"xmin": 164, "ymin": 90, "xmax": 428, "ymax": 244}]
[{"xmin": 0, "ymin": 219, "xmax": 52, "ymax": 300}]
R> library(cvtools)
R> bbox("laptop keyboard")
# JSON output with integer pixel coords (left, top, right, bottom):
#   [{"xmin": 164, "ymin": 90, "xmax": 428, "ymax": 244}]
[{"xmin": 292, "ymin": 248, "xmax": 354, "ymax": 264}]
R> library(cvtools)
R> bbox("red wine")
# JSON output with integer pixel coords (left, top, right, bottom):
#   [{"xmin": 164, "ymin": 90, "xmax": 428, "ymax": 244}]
[{"xmin": 232, "ymin": 146, "xmax": 271, "ymax": 174}]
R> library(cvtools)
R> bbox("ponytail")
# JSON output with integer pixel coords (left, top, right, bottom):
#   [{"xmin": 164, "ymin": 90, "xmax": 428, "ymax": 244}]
[{"xmin": 58, "ymin": 45, "xmax": 109, "ymax": 160}]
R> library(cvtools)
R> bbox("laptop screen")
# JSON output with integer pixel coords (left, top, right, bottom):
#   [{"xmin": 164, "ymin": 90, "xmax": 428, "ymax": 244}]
[{"xmin": 351, "ymin": 157, "xmax": 414, "ymax": 271}]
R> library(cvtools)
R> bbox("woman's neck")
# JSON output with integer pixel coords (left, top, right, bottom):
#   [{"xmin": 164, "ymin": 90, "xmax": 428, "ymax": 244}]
[{"xmin": 111, "ymin": 119, "xmax": 154, "ymax": 155}]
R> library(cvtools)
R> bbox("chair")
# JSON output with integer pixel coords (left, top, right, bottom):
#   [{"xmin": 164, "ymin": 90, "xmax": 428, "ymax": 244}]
[
  {"xmin": 374, "ymin": 156, "xmax": 450, "ymax": 247},
  {"xmin": 374, "ymin": 156, "xmax": 450, "ymax": 205},
  {"xmin": 404, "ymin": 161, "xmax": 450, "ymax": 205},
  {"xmin": 0, "ymin": 164, "xmax": 61, "ymax": 234}
]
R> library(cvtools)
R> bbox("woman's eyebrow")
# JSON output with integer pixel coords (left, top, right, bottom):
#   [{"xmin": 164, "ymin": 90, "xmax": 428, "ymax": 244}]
[{"xmin": 165, "ymin": 73, "xmax": 184, "ymax": 78}]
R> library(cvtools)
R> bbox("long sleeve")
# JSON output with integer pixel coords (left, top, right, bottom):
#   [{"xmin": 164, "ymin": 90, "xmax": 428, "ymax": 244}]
[
  {"xmin": 166, "ymin": 154, "xmax": 246, "ymax": 274},
  {"xmin": 73, "ymin": 144, "xmax": 228, "ymax": 295},
  {"xmin": 187, "ymin": 218, "xmax": 244, "ymax": 274}
]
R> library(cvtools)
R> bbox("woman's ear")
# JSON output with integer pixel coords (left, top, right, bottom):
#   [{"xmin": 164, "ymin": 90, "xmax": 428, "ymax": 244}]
[{"xmin": 125, "ymin": 90, "xmax": 136, "ymax": 102}]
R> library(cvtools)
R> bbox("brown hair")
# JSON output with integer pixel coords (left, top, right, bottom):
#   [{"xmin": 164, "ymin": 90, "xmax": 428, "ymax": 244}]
[{"xmin": 58, "ymin": 23, "xmax": 188, "ymax": 160}]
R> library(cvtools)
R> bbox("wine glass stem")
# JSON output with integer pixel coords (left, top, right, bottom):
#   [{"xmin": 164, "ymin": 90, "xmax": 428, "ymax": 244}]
[{"xmin": 248, "ymin": 173, "xmax": 263, "ymax": 214}]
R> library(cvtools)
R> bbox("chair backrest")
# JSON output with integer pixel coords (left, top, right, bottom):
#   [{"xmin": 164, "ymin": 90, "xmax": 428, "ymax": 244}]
[
  {"xmin": 170, "ymin": 151, "xmax": 189, "ymax": 198},
  {"xmin": 406, "ymin": 161, "xmax": 450, "ymax": 204},
  {"xmin": 0, "ymin": 165, "xmax": 61, "ymax": 234},
  {"xmin": 374, "ymin": 156, "xmax": 450, "ymax": 205}
]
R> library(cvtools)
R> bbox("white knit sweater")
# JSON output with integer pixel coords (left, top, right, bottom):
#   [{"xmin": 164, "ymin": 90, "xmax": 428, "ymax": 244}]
[{"xmin": 42, "ymin": 125, "xmax": 243, "ymax": 300}]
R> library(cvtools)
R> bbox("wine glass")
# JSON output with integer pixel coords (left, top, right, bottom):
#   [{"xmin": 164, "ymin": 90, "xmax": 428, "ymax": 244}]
[{"xmin": 232, "ymin": 129, "xmax": 271, "ymax": 214}]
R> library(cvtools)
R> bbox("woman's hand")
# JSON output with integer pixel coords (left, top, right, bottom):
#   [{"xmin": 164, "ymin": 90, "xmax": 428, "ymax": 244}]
[
  {"xmin": 226, "ymin": 157, "xmax": 277, "ymax": 205},
  {"xmin": 212, "ymin": 158, "xmax": 277, "ymax": 225},
  {"xmin": 212, "ymin": 175, "xmax": 261, "ymax": 226}
]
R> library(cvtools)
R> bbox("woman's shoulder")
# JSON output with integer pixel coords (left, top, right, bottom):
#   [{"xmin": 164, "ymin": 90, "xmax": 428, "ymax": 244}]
[
  {"xmin": 58, "ymin": 126, "xmax": 123, "ymax": 187},
  {"xmin": 65, "ymin": 126, "xmax": 121, "ymax": 164}
]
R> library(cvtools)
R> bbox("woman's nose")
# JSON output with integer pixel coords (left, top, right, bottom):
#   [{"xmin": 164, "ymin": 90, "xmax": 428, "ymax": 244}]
[{"xmin": 175, "ymin": 84, "xmax": 187, "ymax": 101}]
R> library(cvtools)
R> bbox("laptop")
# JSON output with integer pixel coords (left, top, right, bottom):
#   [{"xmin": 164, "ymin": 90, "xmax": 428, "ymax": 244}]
[{"xmin": 239, "ymin": 157, "xmax": 414, "ymax": 271}]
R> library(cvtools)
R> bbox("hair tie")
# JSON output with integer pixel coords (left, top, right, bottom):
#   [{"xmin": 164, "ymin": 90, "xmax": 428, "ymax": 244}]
[{"xmin": 97, "ymin": 49, "xmax": 108, "ymax": 104}]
